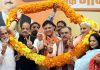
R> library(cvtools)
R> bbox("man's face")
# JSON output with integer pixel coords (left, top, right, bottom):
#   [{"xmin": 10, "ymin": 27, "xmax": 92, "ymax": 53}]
[
  {"xmin": 2, "ymin": 0, "xmax": 16, "ymax": 11},
  {"xmin": 0, "ymin": 29, "xmax": 9, "ymax": 42},
  {"xmin": 31, "ymin": 24, "xmax": 40, "ymax": 36},
  {"xmin": 21, "ymin": 22, "xmax": 30, "ymax": 36},
  {"xmin": 60, "ymin": 28, "xmax": 71, "ymax": 42},
  {"xmin": 57, "ymin": 22, "xmax": 65, "ymax": 32},
  {"xmin": 43, "ymin": 24, "xmax": 55, "ymax": 37}
]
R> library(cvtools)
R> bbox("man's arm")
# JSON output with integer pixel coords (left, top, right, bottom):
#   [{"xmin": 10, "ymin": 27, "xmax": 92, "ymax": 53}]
[{"xmin": 47, "ymin": 3, "xmax": 58, "ymax": 21}]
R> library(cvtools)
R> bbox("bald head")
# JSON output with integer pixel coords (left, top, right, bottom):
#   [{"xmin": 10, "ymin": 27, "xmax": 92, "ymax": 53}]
[{"xmin": 1, "ymin": 0, "xmax": 16, "ymax": 11}]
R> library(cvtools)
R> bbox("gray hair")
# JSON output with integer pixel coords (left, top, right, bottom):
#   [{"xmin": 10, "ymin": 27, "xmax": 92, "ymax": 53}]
[
  {"xmin": 0, "ymin": 26, "xmax": 6, "ymax": 31},
  {"xmin": 80, "ymin": 22, "xmax": 91, "ymax": 27}
]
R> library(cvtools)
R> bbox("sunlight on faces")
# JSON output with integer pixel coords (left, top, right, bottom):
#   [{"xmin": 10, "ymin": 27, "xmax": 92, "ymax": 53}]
[
  {"xmin": 89, "ymin": 36, "xmax": 99, "ymax": 49},
  {"xmin": 21, "ymin": 22, "xmax": 30, "ymax": 36},
  {"xmin": 60, "ymin": 27, "xmax": 71, "ymax": 42},
  {"xmin": 80, "ymin": 22, "xmax": 91, "ymax": 36},
  {"xmin": 43, "ymin": 24, "xmax": 55, "ymax": 37},
  {"xmin": 0, "ymin": 27, "xmax": 9, "ymax": 42}
]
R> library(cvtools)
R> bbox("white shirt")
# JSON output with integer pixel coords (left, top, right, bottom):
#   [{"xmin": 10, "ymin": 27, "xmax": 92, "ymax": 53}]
[
  {"xmin": 1, "ymin": 11, "xmax": 7, "ymax": 24},
  {"xmin": 33, "ymin": 39, "xmax": 43, "ymax": 53},
  {"xmin": 0, "ymin": 41, "xmax": 15, "ymax": 70}
]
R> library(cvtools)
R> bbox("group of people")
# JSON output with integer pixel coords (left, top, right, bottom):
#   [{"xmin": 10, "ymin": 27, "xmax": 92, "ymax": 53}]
[{"xmin": 0, "ymin": 0, "xmax": 100, "ymax": 70}]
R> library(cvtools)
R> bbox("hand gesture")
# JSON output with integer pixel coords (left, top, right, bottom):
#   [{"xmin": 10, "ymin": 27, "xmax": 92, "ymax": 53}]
[
  {"xmin": 17, "ymin": 10, "xmax": 22, "ymax": 19},
  {"xmin": 71, "ymin": 56, "xmax": 77, "ymax": 62},
  {"xmin": 27, "ymin": 40, "xmax": 33, "ymax": 49},
  {"xmin": 1, "ymin": 42, "xmax": 7, "ymax": 55},
  {"xmin": 15, "ymin": 53, "xmax": 21, "ymax": 61},
  {"xmin": 31, "ymin": 48, "xmax": 37, "ymax": 53},
  {"xmin": 53, "ymin": 3, "xmax": 58, "ymax": 12},
  {"xmin": 47, "ymin": 53, "xmax": 53, "ymax": 58},
  {"xmin": 92, "ymin": 28, "xmax": 100, "ymax": 33},
  {"xmin": 47, "ymin": 46, "xmax": 53, "ymax": 54},
  {"xmin": 67, "ymin": 38, "xmax": 74, "ymax": 49},
  {"xmin": 94, "ymin": 56, "xmax": 100, "ymax": 64}
]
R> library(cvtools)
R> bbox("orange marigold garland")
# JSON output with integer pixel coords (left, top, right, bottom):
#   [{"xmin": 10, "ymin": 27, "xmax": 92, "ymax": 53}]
[
  {"xmin": 6, "ymin": 0, "xmax": 98, "ymax": 68},
  {"xmin": 6, "ymin": 0, "xmax": 54, "ymax": 29}
]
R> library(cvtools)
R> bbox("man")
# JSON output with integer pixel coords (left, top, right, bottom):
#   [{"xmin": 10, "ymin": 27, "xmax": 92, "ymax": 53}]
[
  {"xmin": 49, "ymin": 27, "xmax": 74, "ymax": 70},
  {"xmin": 42, "ymin": 20, "xmax": 59, "ymax": 53},
  {"xmin": 8, "ymin": 10, "xmax": 38, "ymax": 70},
  {"xmin": 30, "ymin": 3, "xmax": 57, "ymax": 38},
  {"xmin": 30, "ymin": 22, "xmax": 41, "ymax": 39},
  {"xmin": 56, "ymin": 20, "xmax": 67, "ymax": 37},
  {"xmin": 16, "ymin": 22, "xmax": 37, "ymax": 70},
  {"xmin": 0, "ymin": 0, "xmax": 31, "ymax": 26},
  {"xmin": 0, "ymin": 26, "xmax": 15, "ymax": 70}
]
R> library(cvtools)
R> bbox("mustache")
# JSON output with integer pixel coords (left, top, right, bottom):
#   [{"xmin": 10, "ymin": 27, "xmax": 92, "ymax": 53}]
[
  {"xmin": 5, "ymin": 1, "xmax": 13, "ymax": 5},
  {"xmin": 22, "ymin": 31, "xmax": 28, "ymax": 33}
]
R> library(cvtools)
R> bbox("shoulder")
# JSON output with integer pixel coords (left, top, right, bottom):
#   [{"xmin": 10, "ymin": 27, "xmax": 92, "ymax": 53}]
[{"xmin": 34, "ymin": 39, "xmax": 39, "ymax": 42}]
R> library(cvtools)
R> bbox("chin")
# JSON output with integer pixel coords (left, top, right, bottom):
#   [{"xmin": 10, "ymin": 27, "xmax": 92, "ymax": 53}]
[{"xmin": 63, "ymin": 39, "xmax": 68, "ymax": 42}]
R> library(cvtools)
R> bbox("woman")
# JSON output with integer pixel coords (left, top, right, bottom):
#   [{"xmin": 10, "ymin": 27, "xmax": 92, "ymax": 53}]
[
  {"xmin": 73, "ymin": 22, "xmax": 92, "ymax": 47},
  {"xmin": 74, "ymin": 33, "xmax": 100, "ymax": 70}
]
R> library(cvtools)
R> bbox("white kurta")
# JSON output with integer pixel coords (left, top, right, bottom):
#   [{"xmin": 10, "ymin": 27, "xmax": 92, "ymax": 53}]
[
  {"xmin": 33, "ymin": 39, "xmax": 44, "ymax": 53},
  {"xmin": 0, "ymin": 41, "xmax": 15, "ymax": 70},
  {"xmin": 74, "ymin": 49, "xmax": 100, "ymax": 70}
]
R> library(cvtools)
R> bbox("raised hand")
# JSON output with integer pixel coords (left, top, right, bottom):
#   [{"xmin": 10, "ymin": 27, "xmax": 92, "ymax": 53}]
[
  {"xmin": 94, "ymin": 56, "xmax": 100, "ymax": 64},
  {"xmin": 27, "ymin": 40, "xmax": 33, "ymax": 49},
  {"xmin": 47, "ymin": 46, "xmax": 53, "ymax": 54},
  {"xmin": 1, "ymin": 42, "xmax": 7, "ymax": 55},
  {"xmin": 67, "ymin": 38, "xmax": 74, "ymax": 49},
  {"xmin": 53, "ymin": 3, "xmax": 58, "ymax": 12},
  {"xmin": 17, "ymin": 10, "xmax": 23, "ymax": 19}
]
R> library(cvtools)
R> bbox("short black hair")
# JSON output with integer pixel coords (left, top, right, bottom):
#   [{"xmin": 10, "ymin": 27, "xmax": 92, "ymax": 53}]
[
  {"xmin": 57, "ymin": 20, "xmax": 67, "ymax": 27},
  {"xmin": 89, "ymin": 33, "xmax": 100, "ymax": 50},
  {"xmin": 60, "ymin": 26, "xmax": 72, "ymax": 33},
  {"xmin": 42, "ymin": 20, "xmax": 56, "ymax": 28},
  {"xmin": 30, "ymin": 22, "xmax": 40, "ymax": 29},
  {"xmin": 20, "ymin": 21, "xmax": 30, "ymax": 29}
]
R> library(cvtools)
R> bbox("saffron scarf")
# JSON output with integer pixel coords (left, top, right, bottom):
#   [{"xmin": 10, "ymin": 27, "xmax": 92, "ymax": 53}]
[
  {"xmin": 43, "ymin": 33, "xmax": 59, "ymax": 55},
  {"xmin": 89, "ymin": 54, "xmax": 100, "ymax": 70}
]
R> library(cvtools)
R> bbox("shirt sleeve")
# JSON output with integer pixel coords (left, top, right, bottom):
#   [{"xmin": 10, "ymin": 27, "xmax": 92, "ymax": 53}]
[
  {"xmin": 47, "ymin": 9, "xmax": 56, "ymax": 21},
  {"xmin": 0, "ymin": 53, "xmax": 4, "ymax": 64},
  {"xmin": 33, "ymin": 39, "xmax": 39, "ymax": 53},
  {"xmin": 0, "ymin": 42, "xmax": 4, "ymax": 64},
  {"xmin": 51, "ymin": 43, "xmax": 57, "ymax": 56}
]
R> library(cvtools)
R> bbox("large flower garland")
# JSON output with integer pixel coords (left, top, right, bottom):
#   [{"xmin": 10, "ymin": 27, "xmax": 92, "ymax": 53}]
[{"xmin": 6, "ymin": 0, "xmax": 98, "ymax": 67}]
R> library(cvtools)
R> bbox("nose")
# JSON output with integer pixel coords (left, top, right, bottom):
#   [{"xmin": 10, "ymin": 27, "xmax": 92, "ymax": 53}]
[{"xmin": 46, "ymin": 28, "xmax": 50, "ymax": 32}]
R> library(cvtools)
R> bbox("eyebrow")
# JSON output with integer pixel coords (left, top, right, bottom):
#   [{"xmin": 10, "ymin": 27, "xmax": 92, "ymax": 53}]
[{"xmin": 5, "ymin": 1, "xmax": 13, "ymax": 4}]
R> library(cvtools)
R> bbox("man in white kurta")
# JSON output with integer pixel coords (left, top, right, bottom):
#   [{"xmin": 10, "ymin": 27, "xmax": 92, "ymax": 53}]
[{"xmin": 0, "ymin": 26, "xmax": 15, "ymax": 70}]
